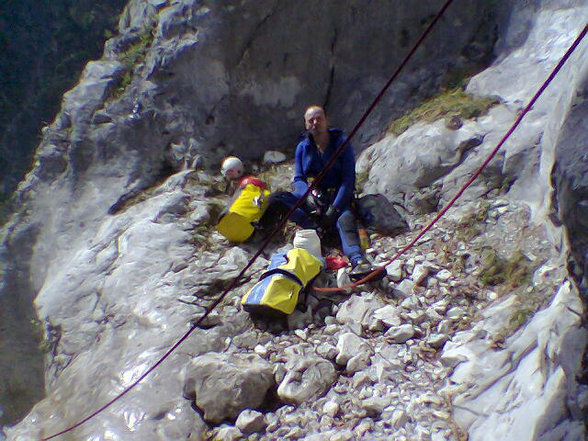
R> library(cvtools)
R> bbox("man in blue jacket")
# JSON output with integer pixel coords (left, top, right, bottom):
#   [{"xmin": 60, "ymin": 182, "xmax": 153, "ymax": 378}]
[{"xmin": 270, "ymin": 105, "xmax": 374, "ymax": 280}]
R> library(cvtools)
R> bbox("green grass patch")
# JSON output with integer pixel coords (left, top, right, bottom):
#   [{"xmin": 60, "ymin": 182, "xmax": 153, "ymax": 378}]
[
  {"xmin": 355, "ymin": 170, "xmax": 369, "ymax": 191},
  {"xmin": 387, "ymin": 87, "xmax": 499, "ymax": 136},
  {"xmin": 119, "ymin": 28, "xmax": 154, "ymax": 70},
  {"xmin": 30, "ymin": 317, "xmax": 52, "ymax": 354},
  {"xmin": 479, "ymin": 249, "xmax": 533, "ymax": 289},
  {"xmin": 455, "ymin": 202, "xmax": 490, "ymax": 242},
  {"xmin": 476, "ymin": 249, "xmax": 544, "ymax": 344},
  {"xmin": 111, "ymin": 27, "xmax": 154, "ymax": 99}
]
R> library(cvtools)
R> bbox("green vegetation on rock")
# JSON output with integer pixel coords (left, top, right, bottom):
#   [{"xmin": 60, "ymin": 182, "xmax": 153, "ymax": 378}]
[
  {"xmin": 387, "ymin": 86, "xmax": 499, "ymax": 136},
  {"xmin": 455, "ymin": 202, "xmax": 491, "ymax": 242},
  {"xmin": 479, "ymin": 249, "xmax": 533, "ymax": 289},
  {"xmin": 112, "ymin": 27, "xmax": 155, "ymax": 98},
  {"xmin": 478, "ymin": 247, "xmax": 548, "ymax": 342}
]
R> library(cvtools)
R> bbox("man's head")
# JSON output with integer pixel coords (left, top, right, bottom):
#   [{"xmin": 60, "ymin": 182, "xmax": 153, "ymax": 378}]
[{"xmin": 304, "ymin": 106, "xmax": 328, "ymax": 138}]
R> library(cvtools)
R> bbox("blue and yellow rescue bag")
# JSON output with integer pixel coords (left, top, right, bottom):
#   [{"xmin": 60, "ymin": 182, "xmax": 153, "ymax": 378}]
[
  {"xmin": 216, "ymin": 179, "xmax": 270, "ymax": 242},
  {"xmin": 241, "ymin": 248, "xmax": 323, "ymax": 316}
]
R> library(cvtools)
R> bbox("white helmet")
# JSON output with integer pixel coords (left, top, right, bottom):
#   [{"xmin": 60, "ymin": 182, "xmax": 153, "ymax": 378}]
[{"xmin": 221, "ymin": 156, "xmax": 244, "ymax": 179}]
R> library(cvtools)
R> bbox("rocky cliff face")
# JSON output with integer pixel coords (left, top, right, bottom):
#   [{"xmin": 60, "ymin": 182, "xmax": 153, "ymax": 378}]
[
  {"xmin": 1, "ymin": 1, "xmax": 587, "ymax": 440},
  {"xmin": 0, "ymin": 0, "xmax": 127, "ymax": 199}
]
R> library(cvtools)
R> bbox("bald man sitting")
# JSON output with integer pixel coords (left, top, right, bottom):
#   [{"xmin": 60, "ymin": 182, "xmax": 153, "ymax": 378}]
[{"xmin": 268, "ymin": 105, "xmax": 376, "ymax": 281}]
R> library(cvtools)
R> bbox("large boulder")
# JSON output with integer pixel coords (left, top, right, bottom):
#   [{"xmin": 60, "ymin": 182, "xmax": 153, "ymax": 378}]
[
  {"xmin": 183, "ymin": 353, "xmax": 274, "ymax": 424},
  {"xmin": 445, "ymin": 284, "xmax": 586, "ymax": 441},
  {"xmin": 276, "ymin": 345, "xmax": 337, "ymax": 405}
]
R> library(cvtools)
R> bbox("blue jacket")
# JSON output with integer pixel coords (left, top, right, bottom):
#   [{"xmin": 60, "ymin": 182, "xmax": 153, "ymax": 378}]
[{"xmin": 292, "ymin": 129, "xmax": 356, "ymax": 212}]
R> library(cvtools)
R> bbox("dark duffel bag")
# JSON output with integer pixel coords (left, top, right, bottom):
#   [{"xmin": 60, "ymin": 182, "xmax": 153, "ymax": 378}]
[{"xmin": 355, "ymin": 194, "xmax": 409, "ymax": 236}]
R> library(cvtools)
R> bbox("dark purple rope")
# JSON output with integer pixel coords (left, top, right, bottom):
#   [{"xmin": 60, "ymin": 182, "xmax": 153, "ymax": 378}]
[{"xmin": 41, "ymin": 1, "xmax": 461, "ymax": 438}]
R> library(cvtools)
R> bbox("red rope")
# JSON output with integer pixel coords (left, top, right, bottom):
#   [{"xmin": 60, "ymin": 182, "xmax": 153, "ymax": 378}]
[
  {"xmin": 315, "ymin": 23, "xmax": 588, "ymax": 293},
  {"xmin": 38, "ymin": 2, "xmax": 473, "ymax": 439},
  {"xmin": 42, "ymin": 11, "xmax": 586, "ymax": 440}
]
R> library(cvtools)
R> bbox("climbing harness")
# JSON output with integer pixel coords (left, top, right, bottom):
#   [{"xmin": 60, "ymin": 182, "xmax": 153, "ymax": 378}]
[{"xmin": 41, "ymin": 4, "xmax": 586, "ymax": 439}]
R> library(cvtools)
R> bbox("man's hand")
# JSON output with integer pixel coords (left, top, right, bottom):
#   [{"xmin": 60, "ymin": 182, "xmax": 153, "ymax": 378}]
[
  {"xmin": 305, "ymin": 194, "xmax": 320, "ymax": 214},
  {"xmin": 323, "ymin": 205, "xmax": 340, "ymax": 227}
]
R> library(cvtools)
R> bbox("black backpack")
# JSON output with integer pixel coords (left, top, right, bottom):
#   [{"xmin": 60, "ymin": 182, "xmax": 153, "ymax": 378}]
[{"xmin": 355, "ymin": 194, "xmax": 409, "ymax": 236}]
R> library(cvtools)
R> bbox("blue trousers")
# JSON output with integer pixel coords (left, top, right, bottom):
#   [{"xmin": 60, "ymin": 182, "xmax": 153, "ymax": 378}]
[{"xmin": 268, "ymin": 191, "xmax": 362, "ymax": 262}]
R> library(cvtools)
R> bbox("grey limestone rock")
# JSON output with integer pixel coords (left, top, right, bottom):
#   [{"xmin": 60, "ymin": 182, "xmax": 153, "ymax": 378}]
[
  {"xmin": 183, "ymin": 353, "xmax": 274, "ymax": 424},
  {"xmin": 2, "ymin": 1, "xmax": 588, "ymax": 440},
  {"xmin": 385, "ymin": 324, "xmax": 416, "ymax": 344},
  {"xmin": 235, "ymin": 409, "xmax": 267, "ymax": 435},
  {"xmin": 277, "ymin": 346, "xmax": 337, "ymax": 405},
  {"xmin": 335, "ymin": 332, "xmax": 371, "ymax": 366},
  {"xmin": 427, "ymin": 333, "xmax": 449, "ymax": 350},
  {"xmin": 371, "ymin": 304, "xmax": 402, "ymax": 331},
  {"xmin": 385, "ymin": 260, "xmax": 404, "ymax": 281},
  {"xmin": 214, "ymin": 426, "xmax": 242, "ymax": 441},
  {"xmin": 336, "ymin": 293, "xmax": 386, "ymax": 333},
  {"xmin": 391, "ymin": 409, "xmax": 409, "ymax": 428}
]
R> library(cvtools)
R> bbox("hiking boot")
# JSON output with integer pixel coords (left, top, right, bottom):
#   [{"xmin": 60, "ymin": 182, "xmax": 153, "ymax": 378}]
[
  {"xmin": 349, "ymin": 258, "xmax": 373, "ymax": 281},
  {"xmin": 349, "ymin": 258, "xmax": 385, "ymax": 282}
]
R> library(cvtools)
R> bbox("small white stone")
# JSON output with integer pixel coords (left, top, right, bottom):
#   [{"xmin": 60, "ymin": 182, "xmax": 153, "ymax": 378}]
[
  {"xmin": 273, "ymin": 363, "xmax": 287, "ymax": 383},
  {"xmin": 436, "ymin": 269, "xmax": 452, "ymax": 282},
  {"xmin": 336, "ymin": 332, "xmax": 369, "ymax": 365},
  {"xmin": 294, "ymin": 329, "xmax": 307, "ymax": 340},
  {"xmin": 337, "ymin": 268, "xmax": 352, "ymax": 290},
  {"xmin": 400, "ymin": 295, "xmax": 418, "ymax": 309},
  {"xmin": 319, "ymin": 414, "xmax": 334, "ymax": 429},
  {"xmin": 391, "ymin": 409, "xmax": 408, "ymax": 428},
  {"xmin": 254, "ymin": 345, "xmax": 268, "ymax": 357},
  {"xmin": 427, "ymin": 333, "xmax": 449, "ymax": 349},
  {"xmin": 263, "ymin": 150, "xmax": 287, "ymax": 163},
  {"xmin": 354, "ymin": 419, "xmax": 373, "ymax": 437},
  {"xmin": 324, "ymin": 324, "xmax": 339, "ymax": 335},
  {"xmin": 439, "ymin": 351, "xmax": 468, "ymax": 368},
  {"xmin": 346, "ymin": 353, "xmax": 371, "ymax": 374},
  {"xmin": 426, "ymin": 309, "xmax": 443, "ymax": 322},
  {"xmin": 323, "ymin": 400, "xmax": 339, "ymax": 417},
  {"xmin": 215, "ymin": 426, "xmax": 242, "ymax": 441},
  {"xmin": 317, "ymin": 343, "xmax": 338, "ymax": 360},
  {"xmin": 324, "ymin": 316, "xmax": 337, "ymax": 325},
  {"xmin": 285, "ymin": 427, "xmax": 304, "ymax": 439},
  {"xmin": 406, "ymin": 258, "xmax": 416, "ymax": 272},
  {"xmin": 235, "ymin": 409, "xmax": 267, "ymax": 434},
  {"xmin": 373, "ymin": 304, "xmax": 402, "ymax": 328},
  {"xmin": 412, "ymin": 264, "xmax": 430, "ymax": 285},
  {"xmin": 407, "ymin": 310, "xmax": 426, "ymax": 324},
  {"xmin": 385, "ymin": 324, "xmax": 415, "ymax": 344},
  {"xmin": 395, "ymin": 279, "xmax": 415, "ymax": 297},
  {"xmin": 386, "ymin": 260, "xmax": 404, "ymax": 281},
  {"xmin": 332, "ymin": 430, "xmax": 354, "ymax": 441},
  {"xmin": 446, "ymin": 307, "xmax": 464, "ymax": 319},
  {"xmin": 352, "ymin": 371, "xmax": 373, "ymax": 388},
  {"xmin": 362, "ymin": 397, "xmax": 387, "ymax": 417}
]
